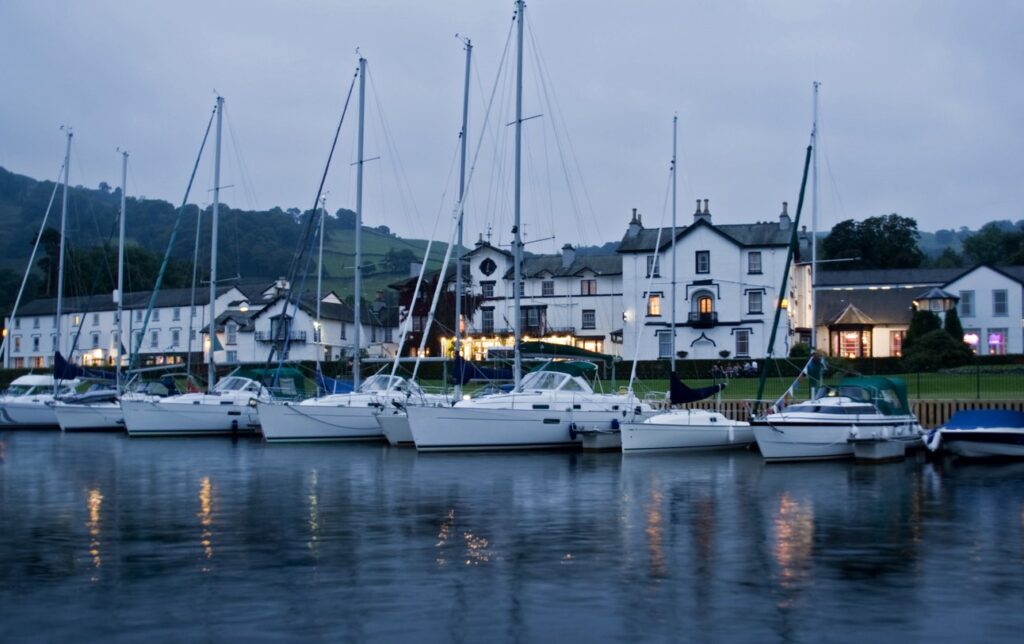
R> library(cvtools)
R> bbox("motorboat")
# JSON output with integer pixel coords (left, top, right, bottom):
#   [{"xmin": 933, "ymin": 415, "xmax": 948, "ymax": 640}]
[
  {"xmin": 924, "ymin": 409, "xmax": 1024, "ymax": 458},
  {"xmin": 121, "ymin": 375, "xmax": 268, "ymax": 437},
  {"xmin": 751, "ymin": 376, "xmax": 922, "ymax": 462},
  {"xmin": 0, "ymin": 375, "xmax": 81, "ymax": 428},
  {"xmin": 407, "ymin": 362, "xmax": 657, "ymax": 452},
  {"xmin": 259, "ymin": 374, "xmax": 436, "ymax": 443},
  {"xmin": 621, "ymin": 408, "xmax": 752, "ymax": 452}
]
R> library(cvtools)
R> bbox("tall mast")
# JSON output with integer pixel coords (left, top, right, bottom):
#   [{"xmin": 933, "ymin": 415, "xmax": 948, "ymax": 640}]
[
  {"xmin": 810, "ymin": 81, "xmax": 820, "ymax": 352},
  {"xmin": 55, "ymin": 128, "xmax": 72, "ymax": 367},
  {"xmin": 454, "ymin": 37, "xmax": 472, "ymax": 399},
  {"xmin": 512, "ymin": 0, "xmax": 525, "ymax": 387},
  {"xmin": 353, "ymin": 57, "xmax": 366, "ymax": 391},
  {"xmin": 208, "ymin": 95, "xmax": 223, "ymax": 392},
  {"xmin": 116, "ymin": 150, "xmax": 128, "ymax": 393},
  {"xmin": 316, "ymin": 194, "xmax": 325, "ymax": 373},
  {"xmin": 670, "ymin": 115, "xmax": 678, "ymax": 376}
]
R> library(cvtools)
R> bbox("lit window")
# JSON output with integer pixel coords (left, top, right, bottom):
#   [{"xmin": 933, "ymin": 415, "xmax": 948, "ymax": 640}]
[
  {"xmin": 698, "ymin": 295, "xmax": 713, "ymax": 314},
  {"xmin": 647, "ymin": 294, "xmax": 662, "ymax": 317},
  {"xmin": 987, "ymin": 329, "xmax": 1007, "ymax": 355},
  {"xmin": 963, "ymin": 329, "xmax": 980, "ymax": 354},
  {"xmin": 890, "ymin": 330, "xmax": 905, "ymax": 357}
]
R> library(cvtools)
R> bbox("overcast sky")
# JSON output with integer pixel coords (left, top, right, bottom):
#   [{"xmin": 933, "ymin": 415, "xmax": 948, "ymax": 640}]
[{"xmin": 2, "ymin": 1, "xmax": 1022, "ymax": 253}]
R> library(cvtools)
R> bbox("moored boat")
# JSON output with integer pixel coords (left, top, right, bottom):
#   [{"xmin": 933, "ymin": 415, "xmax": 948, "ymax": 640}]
[
  {"xmin": 621, "ymin": 408, "xmax": 752, "ymax": 452},
  {"xmin": 121, "ymin": 375, "xmax": 266, "ymax": 437},
  {"xmin": 0, "ymin": 375, "xmax": 81, "ymax": 428},
  {"xmin": 924, "ymin": 409, "xmax": 1024, "ymax": 458}
]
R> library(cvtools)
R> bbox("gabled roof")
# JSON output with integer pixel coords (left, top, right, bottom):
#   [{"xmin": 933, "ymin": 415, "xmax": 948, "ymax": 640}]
[
  {"xmin": 940, "ymin": 264, "xmax": 1024, "ymax": 288},
  {"xmin": 617, "ymin": 218, "xmax": 799, "ymax": 254},
  {"xmin": 464, "ymin": 239, "xmax": 513, "ymax": 259},
  {"xmin": 817, "ymin": 268, "xmax": 962, "ymax": 289},
  {"xmin": 828, "ymin": 303, "xmax": 875, "ymax": 326},
  {"xmin": 915, "ymin": 287, "xmax": 958, "ymax": 301}
]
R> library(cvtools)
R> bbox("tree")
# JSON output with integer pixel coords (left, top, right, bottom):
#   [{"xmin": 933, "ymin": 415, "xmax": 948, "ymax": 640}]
[
  {"xmin": 821, "ymin": 214, "xmax": 924, "ymax": 269},
  {"xmin": 902, "ymin": 328, "xmax": 972, "ymax": 372},
  {"xmin": 961, "ymin": 222, "xmax": 1024, "ymax": 266},
  {"xmin": 382, "ymin": 248, "xmax": 417, "ymax": 274},
  {"xmin": 929, "ymin": 247, "xmax": 964, "ymax": 268},
  {"xmin": 903, "ymin": 309, "xmax": 940, "ymax": 353},
  {"xmin": 943, "ymin": 307, "xmax": 965, "ymax": 344}
]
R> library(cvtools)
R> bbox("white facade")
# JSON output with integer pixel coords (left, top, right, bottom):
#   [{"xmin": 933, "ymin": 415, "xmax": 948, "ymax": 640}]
[
  {"xmin": 946, "ymin": 266, "xmax": 1024, "ymax": 355},
  {"xmin": 620, "ymin": 209, "xmax": 807, "ymax": 361}
]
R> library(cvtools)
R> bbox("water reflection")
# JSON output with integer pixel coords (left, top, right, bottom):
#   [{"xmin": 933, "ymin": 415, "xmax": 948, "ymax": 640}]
[
  {"xmin": 86, "ymin": 487, "xmax": 102, "ymax": 579},
  {"xmin": 197, "ymin": 476, "xmax": 213, "ymax": 569},
  {"xmin": 644, "ymin": 480, "xmax": 666, "ymax": 578},
  {"xmin": 308, "ymin": 468, "xmax": 320, "ymax": 556},
  {"xmin": 772, "ymin": 494, "xmax": 815, "ymax": 602}
]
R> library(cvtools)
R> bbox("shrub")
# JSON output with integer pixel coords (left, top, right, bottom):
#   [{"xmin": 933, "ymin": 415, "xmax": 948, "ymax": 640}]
[
  {"xmin": 789, "ymin": 342, "xmax": 811, "ymax": 358},
  {"xmin": 904, "ymin": 310, "xmax": 941, "ymax": 353},
  {"xmin": 902, "ymin": 328, "xmax": 973, "ymax": 372}
]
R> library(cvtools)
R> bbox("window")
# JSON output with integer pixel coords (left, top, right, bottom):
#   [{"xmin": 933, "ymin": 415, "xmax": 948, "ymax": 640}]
[
  {"xmin": 697, "ymin": 294, "xmax": 714, "ymax": 314},
  {"xmin": 92, "ymin": 313, "xmax": 100, "ymax": 326},
  {"xmin": 340, "ymin": 323, "xmax": 347, "ymax": 340},
  {"xmin": 748, "ymin": 291, "xmax": 763, "ymax": 314},
  {"xmin": 32, "ymin": 336, "xmax": 39, "ymax": 352},
  {"xmin": 521, "ymin": 306, "xmax": 545, "ymax": 331},
  {"xmin": 31, "ymin": 318, "xmax": 37, "ymax": 329},
  {"xmin": 481, "ymin": 281, "xmax": 495, "ymax": 298},
  {"xmin": 890, "ymin": 330, "xmax": 905, "ymax": 357},
  {"xmin": 959, "ymin": 290, "xmax": 974, "ymax": 317},
  {"xmin": 51, "ymin": 335, "xmax": 57, "ymax": 351},
  {"xmin": 542, "ymin": 280, "xmax": 554, "ymax": 297},
  {"xmin": 12, "ymin": 336, "xmax": 20, "ymax": 353},
  {"xmin": 657, "ymin": 331, "xmax": 673, "ymax": 359},
  {"xmin": 135, "ymin": 310, "xmax": 143, "ymax": 322},
  {"xmin": 270, "ymin": 316, "xmax": 291, "ymax": 340},
  {"xmin": 748, "ymin": 252, "xmax": 762, "ymax": 274},
  {"xmin": 385, "ymin": 327, "xmax": 393, "ymax": 343},
  {"xmin": 152, "ymin": 309, "xmax": 160, "ymax": 322},
  {"xmin": 226, "ymin": 350, "xmax": 238, "ymax": 363},
  {"xmin": 150, "ymin": 330, "xmax": 159, "ymax": 348},
  {"xmin": 695, "ymin": 250, "xmax": 710, "ymax": 274},
  {"xmin": 581, "ymin": 279, "xmax": 597, "ymax": 295},
  {"xmin": 191, "ymin": 307, "xmax": 197, "ymax": 319},
  {"xmin": 993, "ymin": 290, "xmax": 1008, "ymax": 316},
  {"xmin": 412, "ymin": 316, "xmax": 424, "ymax": 332},
  {"xmin": 647, "ymin": 294, "xmax": 662, "ymax": 317},
  {"xmin": 171, "ymin": 330, "xmax": 181, "ymax": 347},
  {"xmin": 481, "ymin": 308, "xmax": 494, "ymax": 333},
  {"xmin": 646, "ymin": 255, "xmax": 660, "ymax": 277},
  {"xmin": 13, "ymin": 358, "xmax": 23, "ymax": 369},
  {"xmin": 963, "ymin": 329, "xmax": 980, "ymax": 354},
  {"xmin": 735, "ymin": 329, "xmax": 750, "ymax": 357},
  {"xmin": 987, "ymin": 329, "xmax": 1007, "ymax": 355},
  {"xmin": 133, "ymin": 330, "xmax": 143, "ymax": 350},
  {"xmin": 226, "ymin": 322, "xmax": 237, "ymax": 345},
  {"xmin": 15, "ymin": 318, "xmax": 21, "ymax": 330},
  {"xmin": 173, "ymin": 307, "xmax": 181, "ymax": 321},
  {"xmin": 582, "ymin": 309, "xmax": 596, "ymax": 330},
  {"xmin": 73, "ymin": 314, "xmax": 81, "ymax": 326},
  {"xmin": 91, "ymin": 333, "xmax": 100, "ymax": 349}
]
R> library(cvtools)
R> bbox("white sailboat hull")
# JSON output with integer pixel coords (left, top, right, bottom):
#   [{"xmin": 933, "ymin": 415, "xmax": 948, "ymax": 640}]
[
  {"xmin": 753, "ymin": 423, "xmax": 857, "ymax": 461},
  {"xmin": 121, "ymin": 399, "xmax": 260, "ymax": 437},
  {"xmin": 258, "ymin": 402, "xmax": 385, "ymax": 442},
  {"xmin": 54, "ymin": 402, "xmax": 123, "ymax": 432},
  {"xmin": 0, "ymin": 400, "xmax": 60, "ymax": 428},
  {"xmin": 621, "ymin": 411, "xmax": 753, "ymax": 452},
  {"xmin": 408, "ymin": 405, "xmax": 642, "ymax": 451},
  {"xmin": 376, "ymin": 411, "xmax": 413, "ymax": 446}
]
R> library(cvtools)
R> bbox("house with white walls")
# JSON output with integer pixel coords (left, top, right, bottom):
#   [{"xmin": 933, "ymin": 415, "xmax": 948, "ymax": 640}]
[{"xmin": 618, "ymin": 200, "xmax": 811, "ymax": 361}]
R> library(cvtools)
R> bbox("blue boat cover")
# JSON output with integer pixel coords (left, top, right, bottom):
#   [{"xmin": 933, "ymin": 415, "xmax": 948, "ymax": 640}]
[{"xmin": 943, "ymin": 409, "xmax": 1024, "ymax": 430}]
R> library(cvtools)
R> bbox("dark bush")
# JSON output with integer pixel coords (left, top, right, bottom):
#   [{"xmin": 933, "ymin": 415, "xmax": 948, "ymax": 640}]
[{"xmin": 902, "ymin": 328, "xmax": 973, "ymax": 372}]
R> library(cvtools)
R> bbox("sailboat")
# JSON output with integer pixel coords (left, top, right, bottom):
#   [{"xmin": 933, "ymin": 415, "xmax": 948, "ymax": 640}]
[
  {"xmin": 121, "ymin": 97, "xmax": 269, "ymax": 437},
  {"xmin": 259, "ymin": 58, "xmax": 420, "ymax": 443},
  {"xmin": 406, "ymin": 1, "xmax": 656, "ymax": 451},
  {"xmin": 0, "ymin": 129, "xmax": 82, "ymax": 428}
]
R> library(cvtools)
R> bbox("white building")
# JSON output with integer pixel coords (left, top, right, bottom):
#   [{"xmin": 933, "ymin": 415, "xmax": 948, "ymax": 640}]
[
  {"xmin": 619, "ymin": 201, "xmax": 810, "ymax": 361},
  {"xmin": 946, "ymin": 265, "xmax": 1024, "ymax": 355}
]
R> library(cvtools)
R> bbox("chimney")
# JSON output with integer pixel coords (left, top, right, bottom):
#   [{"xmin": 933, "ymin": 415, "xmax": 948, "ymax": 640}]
[
  {"xmin": 561, "ymin": 243, "xmax": 576, "ymax": 268},
  {"xmin": 274, "ymin": 276, "xmax": 290, "ymax": 295},
  {"xmin": 694, "ymin": 198, "xmax": 711, "ymax": 223},
  {"xmin": 779, "ymin": 201, "xmax": 791, "ymax": 230},
  {"xmin": 627, "ymin": 207, "xmax": 643, "ymax": 238},
  {"xmin": 476, "ymin": 232, "xmax": 485, "ymax": 247}
]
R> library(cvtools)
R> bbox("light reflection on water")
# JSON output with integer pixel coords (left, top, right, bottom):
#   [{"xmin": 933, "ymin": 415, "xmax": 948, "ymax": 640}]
[{"xmin": 1, "ymin": 432, "xmax": 1023, "ymax": 642}]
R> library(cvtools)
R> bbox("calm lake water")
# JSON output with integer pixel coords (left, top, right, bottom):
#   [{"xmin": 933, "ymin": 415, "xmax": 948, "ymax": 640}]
[{"xmin": 1, "ymin": 431, "xmax": 1023, "ymax": 642}]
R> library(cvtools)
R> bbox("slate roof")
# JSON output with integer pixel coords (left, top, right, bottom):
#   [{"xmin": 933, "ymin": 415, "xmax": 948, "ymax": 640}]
[
  {"xmin": 815, "ymin": 289, "xmax": 918, "ymax": 327},
  {"xmin": 507, "ymin": 254, "xmax": 622, "ymax": 279},
  {"xmin": 828, "ymin": 303, "xmax": 875, "ymax": 326},
  {"xmin": 13, "ymin": 281, "xmax": 268, "ymax": 317},
  {"xmin": 816, "ymin": 268, "xmax": 962, "ymax": 288},
  {"xmin": 617, "ymin": 218, "xmax": 804, "ymax": 254}
]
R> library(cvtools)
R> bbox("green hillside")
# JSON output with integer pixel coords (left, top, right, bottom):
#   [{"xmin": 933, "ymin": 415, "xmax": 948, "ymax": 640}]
[{"xmin": 0, "ymin": 166, "xmax": 456, "ymax": 315}]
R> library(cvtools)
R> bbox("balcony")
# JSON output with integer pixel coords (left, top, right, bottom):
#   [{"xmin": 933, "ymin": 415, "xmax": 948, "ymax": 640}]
[
  {"xmin": 688, "ymin": 312, "xmax": 718, "ymax": 328},
  {"xmin": 255, "ymin": 330, "xmax": 308, "ymax": 343}
]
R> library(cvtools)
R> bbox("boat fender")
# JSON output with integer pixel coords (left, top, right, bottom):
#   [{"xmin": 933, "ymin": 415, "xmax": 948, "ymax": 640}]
[
  {"xmin": 634, "ymin": 406, "xmax": 642, "ymax": 416},
  {"xmin": 924, "ymin": 429, "xmax": 942, "ymax": 453},
  {"xmin": 569, "ymin": 423, "xmax": 577, "ymax": 440},
  {"xmin": 611, "ymin": 419, "xmax": 620, "ymax": 430}
]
